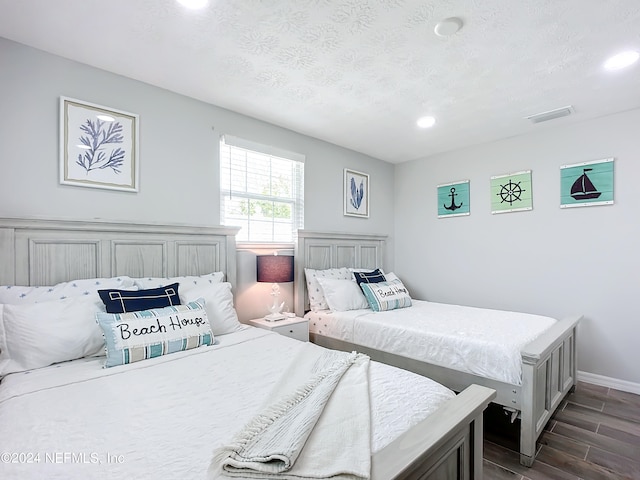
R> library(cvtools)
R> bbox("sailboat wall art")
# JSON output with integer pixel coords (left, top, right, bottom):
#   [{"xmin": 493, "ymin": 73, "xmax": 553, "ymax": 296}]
[
  {"xmin": 560, "ymin": 158, "xmax": 614, "ymax": 208},
  {"xmin": 437, "ymin": 180, "xmax": 470, "ymax": 218}
]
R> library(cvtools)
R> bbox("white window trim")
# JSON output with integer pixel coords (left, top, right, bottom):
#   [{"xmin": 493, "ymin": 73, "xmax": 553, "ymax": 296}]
[{"xmin": 237, "ymin": 242, "xmax": 295, "ymax": 250}]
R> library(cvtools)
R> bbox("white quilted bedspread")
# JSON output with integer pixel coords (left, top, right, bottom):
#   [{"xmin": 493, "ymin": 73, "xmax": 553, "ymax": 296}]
[
  {"xmin": 0, "ymin": 326, "xmax": 453, "ymax": 480},
  {"xmin": 307, "ymin": 300, "xmax": 557, "ymax": 385}
]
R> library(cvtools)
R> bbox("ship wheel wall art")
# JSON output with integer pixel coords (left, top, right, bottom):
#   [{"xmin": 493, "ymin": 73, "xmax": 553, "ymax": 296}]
[
  {"xmin": 437, "ymin": 180, "xmax": 470, "ymax": 218},
  {"xmin": 490, "ymin": 170, "xmax": 533, "ymax": 214},
  {"xmin": 560, "ymin": 158, "xmax": 614, "ymax": 208}
]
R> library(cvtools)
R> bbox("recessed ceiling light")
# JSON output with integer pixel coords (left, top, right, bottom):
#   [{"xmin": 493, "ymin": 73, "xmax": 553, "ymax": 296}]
[
  {"xmin": 434, "ymin": 17, "xmax": 463, "ymax": 37},
  {"xmin": 604, "ymin": 50, "xmax": 639, "ymax": 71},
  {"xmin": 176, "ymin": 0, "xmax": 208, "ymax": 10},
  {"xmin": 417, "ymin": 116, "xmax": 436, "ymax": 128}
]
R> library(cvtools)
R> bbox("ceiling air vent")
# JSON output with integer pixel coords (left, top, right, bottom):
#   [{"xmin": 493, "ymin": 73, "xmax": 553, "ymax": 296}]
[{"xmin": 525, "ymin": 105, "xmax": 574, "ymax": 124}]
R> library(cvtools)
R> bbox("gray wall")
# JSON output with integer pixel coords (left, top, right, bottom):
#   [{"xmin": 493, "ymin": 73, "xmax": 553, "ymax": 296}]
[
  {"xmin": 394, "ymin": 108, "xmax": 639, "ymax": 386},
  {"xmin": 5, "ymin": 37, "xmax": 636, "ymax": 387},
  {"xmin": 0, "ymin": 38, "xmax": 395, "ymax": 320}
]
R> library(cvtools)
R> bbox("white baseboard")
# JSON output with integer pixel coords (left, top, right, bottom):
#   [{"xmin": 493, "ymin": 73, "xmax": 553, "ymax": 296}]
[{"xmin": 577, "ymin": 371, "xmax": 640, "ymax": 395}]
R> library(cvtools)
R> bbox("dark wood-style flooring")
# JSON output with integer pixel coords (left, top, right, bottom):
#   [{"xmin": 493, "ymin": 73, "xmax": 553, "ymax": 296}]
[{"xmin": 483, "ymin": 381, "xmax": 640, "ymax": 479}]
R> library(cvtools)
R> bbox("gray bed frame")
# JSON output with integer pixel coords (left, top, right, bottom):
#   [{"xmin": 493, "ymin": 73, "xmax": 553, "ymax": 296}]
[
  {"xmin": 0, "ymin": 217, "xmax": 494, "ymax": 480},
  {"xmin": 295, "ymin": 229, "xmax": 581, "ymax": 467}
]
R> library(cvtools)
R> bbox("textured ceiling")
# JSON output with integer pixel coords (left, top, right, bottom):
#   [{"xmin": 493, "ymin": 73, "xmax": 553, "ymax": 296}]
[{"xmin": 1, "ymin": 0, "xmax": 639, "ymax": 163}]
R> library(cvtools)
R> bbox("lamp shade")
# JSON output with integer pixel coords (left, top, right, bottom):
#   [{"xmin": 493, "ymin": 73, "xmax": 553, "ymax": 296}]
[{"xmin": 256, "ymin": 255, "xmax": 294, "ymax": 283}]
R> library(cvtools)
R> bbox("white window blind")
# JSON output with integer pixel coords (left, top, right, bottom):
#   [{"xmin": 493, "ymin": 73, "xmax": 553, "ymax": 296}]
[{"xmin": 220, "ymin": 135, "xmax": 304, "ymax": 243}]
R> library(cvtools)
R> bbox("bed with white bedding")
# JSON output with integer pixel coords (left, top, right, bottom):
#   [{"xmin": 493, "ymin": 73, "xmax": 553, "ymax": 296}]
[
  {"xmin": 306, "ymin": 300, "xmax": 557, "ymax": 385},
  {"xmin": 0, "ymin": 218, "xmax": 495, "ymax": 480},
  {"xmin": 294, "ymin": 230, "xmax": 581, "ymax": 467},
  {"xmin": 0, "ymin": 327, "xmax": 461, "ymax": 479}
]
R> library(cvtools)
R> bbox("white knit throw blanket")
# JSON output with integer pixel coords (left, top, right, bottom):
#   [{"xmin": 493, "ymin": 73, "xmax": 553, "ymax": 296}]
[{"xmin": 211, "ymin": 342, "xmax": 371, "ymax": 480}]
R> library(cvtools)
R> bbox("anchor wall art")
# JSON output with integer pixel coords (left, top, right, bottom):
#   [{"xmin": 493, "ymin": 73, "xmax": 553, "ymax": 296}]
[
  {"xmin": 560, "ymin": 158, "xmax": 614, "ymax": 208},
  {"xmin": 490, "ymin": 170, "xmax": 533, "ymax": 214},
  {"xmin": 437, "ymin": 180, "xmax": 470, "ymax": 218},
  {"xmin": 59, "ymin": 97, "xmax": 139, "ymax": 192},
  {"xmin": 344, "ymin": 168, "xmax": 369, "ymax": 218}
]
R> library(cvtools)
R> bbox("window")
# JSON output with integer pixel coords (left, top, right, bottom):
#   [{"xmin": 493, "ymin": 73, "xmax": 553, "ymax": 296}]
[{"xmin": 220, "ymin": 135, "xmax": 304, "ymax": 243}]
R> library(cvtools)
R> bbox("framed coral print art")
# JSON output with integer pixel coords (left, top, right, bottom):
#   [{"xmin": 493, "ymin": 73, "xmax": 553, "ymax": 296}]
[
  {"xmin": 344, "ymin": 168, "xmax": 369, "ymax": 218},
  {"xmin": 59, "ymin": 97, "xmax": 139, "ymax": 192}
]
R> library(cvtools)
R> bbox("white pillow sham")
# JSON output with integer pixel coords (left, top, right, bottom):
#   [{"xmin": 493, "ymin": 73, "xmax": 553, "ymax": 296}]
[
  {"xmin": 0, "ymin": 295, "xmax": 106, "ymax": 376},
  {"xmin": 384, "ymin": 272, "xmax": 399, "ymax": 282},
  {"xmin": 348, "ymin": 267, "xmax": 385, "ymax": 275},
  {"xmin": 304, "ymin": 267, "xmax": 352, "ymax": 311},
  {"xmin": 178, "ymin": 282, "xmax": 241, "ymax": 335},
  {"xmin": 0, "ymin": 276, "xmax": 135, "ymax": 304},
  {"xmin": 133, "ymin": 272, "xmax": 224, "ymax": 291},
  {"xmin": 316, "ymin": 277, "xmax": 369, "ymax": 312}
]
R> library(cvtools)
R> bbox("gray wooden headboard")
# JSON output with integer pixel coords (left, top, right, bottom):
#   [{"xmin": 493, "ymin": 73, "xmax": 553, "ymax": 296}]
[
  {"xmin": 294, "ymin": 230, "xmax": 387, "ymax": 316},
  {"xmin": 0, "ymin": 218, "xmax": 240, "ymax": 289}
]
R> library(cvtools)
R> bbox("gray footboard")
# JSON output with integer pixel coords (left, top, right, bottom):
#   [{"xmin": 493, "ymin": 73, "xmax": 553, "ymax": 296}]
[
  {"xmin": 372, "ymin": 384, "xmax": 496, "ymax": 480},
  {"xmin": 518, "ymin": 314, "xmax": 581, "ymax": 466}
]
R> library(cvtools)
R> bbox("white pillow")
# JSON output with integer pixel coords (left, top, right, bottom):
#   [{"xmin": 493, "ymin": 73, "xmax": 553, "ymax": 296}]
[
  {"xmin": 384, "ymin": 272, "xmax": 399, "ymax": 282},
  {"xmin": 316, "ymin": 278, "xmax": 369, "ymax": 312},
  {"xmin": 178, "ymin": 282, "xmax": 241, "ymax": 335},
  {"xmin": 348, "ymin": 267, "xmax": 385, "ymax": 275},
  {"xmin": 0, "ymin": 277, "xmax": 135, "ymax": 304},
  {"xmin": 304, "ymin": 267, "xmax": 352, "ymax": 311},
  {"xmin": 133, "ymin": 272, "xmax": 224, "ymax": 291},
  {"xmin": 0, "ymin": 295, "xmax": 106, "ymax": 376}
]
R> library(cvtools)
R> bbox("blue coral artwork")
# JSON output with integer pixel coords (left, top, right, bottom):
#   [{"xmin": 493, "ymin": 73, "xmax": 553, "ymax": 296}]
[
  {"xmin": 59, "ymin": 97, "xmax": 139, "ymax": 192},
  {"xmin": 344, "ymin": 168, "xmax": 369, "ymax": 217}
]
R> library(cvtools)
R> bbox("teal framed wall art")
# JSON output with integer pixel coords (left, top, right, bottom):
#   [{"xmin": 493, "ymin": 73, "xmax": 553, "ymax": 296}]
[
  {"xmin": 490, "ymin": 170, "xmax": 532, "ymax": 214},
  {"xmin": 560, "ymin": 158, "xmax": 614, "ymax": 208},
  {"xmin": 437, "ymin": 180, "xmax": 470, "ymax": 218}
]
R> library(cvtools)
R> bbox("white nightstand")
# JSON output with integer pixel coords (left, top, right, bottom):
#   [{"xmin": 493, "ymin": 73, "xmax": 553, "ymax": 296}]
[{"xmin": 249, "ymin": 316, "xmax": 309, "ymax": 342}]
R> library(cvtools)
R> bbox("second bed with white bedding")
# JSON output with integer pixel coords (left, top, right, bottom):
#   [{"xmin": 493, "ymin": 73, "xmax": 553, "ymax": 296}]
[
  {"xmin": 295, "ymin": 229, "xmax": 580, "ymax": 466},
  {"xmin": 306, "ymin": 299, "xmax": 557, "ymax": 385}
]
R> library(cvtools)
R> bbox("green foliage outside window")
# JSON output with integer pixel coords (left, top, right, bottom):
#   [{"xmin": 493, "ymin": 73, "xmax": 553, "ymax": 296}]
[{"xmin": 236, "ymin": 174, "xmax": 292, "ymax": 220}]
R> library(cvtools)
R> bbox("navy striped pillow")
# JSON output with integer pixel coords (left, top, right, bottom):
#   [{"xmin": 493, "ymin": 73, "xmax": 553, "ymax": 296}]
[
  {"xmin": 98, "ymin": 283, "xmax": 181, "ymax": 313},
  {"xmin": 353, "ymin": 269, "xmax": 386, "ymax": 287}
]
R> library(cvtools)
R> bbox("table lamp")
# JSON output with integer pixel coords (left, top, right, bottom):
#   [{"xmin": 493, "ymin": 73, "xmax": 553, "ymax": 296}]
[{"xmin": 256, "ymin": 254, "xmax": 294, "ymax": 321}]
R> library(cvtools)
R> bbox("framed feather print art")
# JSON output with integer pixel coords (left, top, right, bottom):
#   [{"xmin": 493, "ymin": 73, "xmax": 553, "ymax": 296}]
[{"xmin": 344, "ymin": 169, "xmax": 369, "ymax": 218}]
